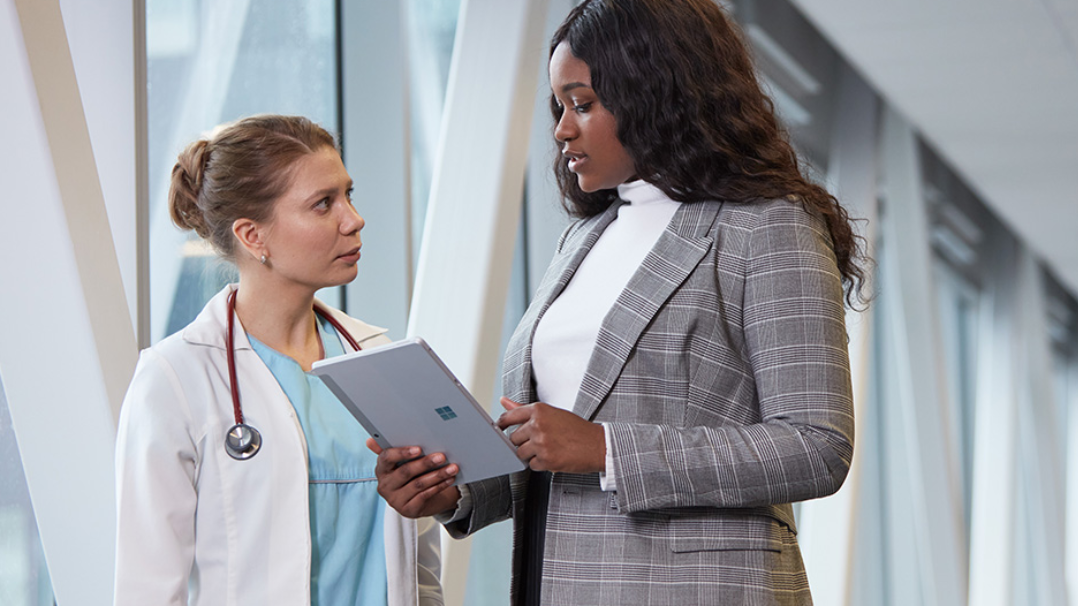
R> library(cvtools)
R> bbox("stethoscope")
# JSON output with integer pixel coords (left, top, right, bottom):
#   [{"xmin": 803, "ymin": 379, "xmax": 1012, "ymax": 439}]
[{"xmin": 223, "ymin": 289, "xmax": 363, "ymax": 460}]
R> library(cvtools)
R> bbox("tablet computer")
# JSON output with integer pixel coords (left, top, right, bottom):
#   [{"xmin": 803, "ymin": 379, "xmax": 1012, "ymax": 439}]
[{"xmin": 309, "ymin": 337, "xmax": 525, "ymax": 485}]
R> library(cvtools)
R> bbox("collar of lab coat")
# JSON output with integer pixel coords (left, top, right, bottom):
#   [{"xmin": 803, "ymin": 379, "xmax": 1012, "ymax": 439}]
[{"xmin": 181, "ymin": 284, "xmax": 389, "ymax": 352}]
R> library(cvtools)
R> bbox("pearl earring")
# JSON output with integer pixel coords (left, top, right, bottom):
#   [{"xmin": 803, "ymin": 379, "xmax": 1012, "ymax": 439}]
[{"xmin": 260, "ymin": 254, "xmax": 268, "ymax": 265}]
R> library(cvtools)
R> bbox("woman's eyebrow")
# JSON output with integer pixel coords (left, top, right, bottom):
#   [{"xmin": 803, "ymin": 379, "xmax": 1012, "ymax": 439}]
[
  {"xmin": 559, "ymin": 82, "xmax": 590, "ymax": 94},
  {"xmin": 304, "ymin": 186, "xmax": 342, "ymax": 203}
]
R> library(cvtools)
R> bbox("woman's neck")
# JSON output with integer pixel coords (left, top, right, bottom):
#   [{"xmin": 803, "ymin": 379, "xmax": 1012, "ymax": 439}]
[{"xmin": 234, "ymin": 275, "xmax": 323, "ymax": 371}]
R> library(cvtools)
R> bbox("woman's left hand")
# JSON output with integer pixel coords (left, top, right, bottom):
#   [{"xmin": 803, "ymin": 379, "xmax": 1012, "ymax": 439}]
[{"xmin": 497, "ymin": 397, "xmax": 605, "ymax": 473}]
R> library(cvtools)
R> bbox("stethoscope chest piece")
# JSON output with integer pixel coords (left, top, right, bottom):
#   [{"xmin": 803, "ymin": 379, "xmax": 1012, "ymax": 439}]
[
  {"xmin": 224, "ymin": 423, "xmax": 262, "ymax": 461},
  {"xmin": 222, "ymin": 288, "xmax": 360, "ymax": 462}
]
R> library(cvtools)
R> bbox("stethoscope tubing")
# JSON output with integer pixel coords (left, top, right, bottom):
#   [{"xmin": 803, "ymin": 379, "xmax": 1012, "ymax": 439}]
[{"xmin": 223, "ymin": 289, "xmax": 362, "ymax": 460}]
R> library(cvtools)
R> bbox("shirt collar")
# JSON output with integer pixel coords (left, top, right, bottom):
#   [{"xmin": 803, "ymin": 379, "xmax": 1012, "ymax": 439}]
[{"xmin": 616, "ymin": 180, "xmax": 676, "ymax": 206}]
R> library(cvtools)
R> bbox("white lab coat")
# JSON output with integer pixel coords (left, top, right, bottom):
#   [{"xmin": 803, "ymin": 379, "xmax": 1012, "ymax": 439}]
[{"xmin": 114, "ymin": 285, "xmax": 443, "ymax": 606}]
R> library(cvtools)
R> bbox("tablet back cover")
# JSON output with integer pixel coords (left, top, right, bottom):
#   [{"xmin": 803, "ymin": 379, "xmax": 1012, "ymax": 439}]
[{"xmin": 310, "ymin": 337, "xmax": 525, "ymax": 485}]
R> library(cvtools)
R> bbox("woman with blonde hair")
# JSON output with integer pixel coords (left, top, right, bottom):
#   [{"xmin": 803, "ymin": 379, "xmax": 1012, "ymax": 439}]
[{"xmin": 114, "ymin": 115, "xmax": 443, "ymax": 606}]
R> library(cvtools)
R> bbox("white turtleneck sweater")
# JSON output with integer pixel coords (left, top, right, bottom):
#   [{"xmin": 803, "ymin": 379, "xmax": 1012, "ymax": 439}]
[
  {"xmin": 439, "ymin": 181, "xmax": 681, "ymax": 522},
  {"xmin": 531, "ymin": 180, "xmax": 681, "ymax": 489}
]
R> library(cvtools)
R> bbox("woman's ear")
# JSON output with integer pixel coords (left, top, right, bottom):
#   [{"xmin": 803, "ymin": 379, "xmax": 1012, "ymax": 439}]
[{"xmin": 232, "ymin": 218, "xmax": 266, "ymax": 264}]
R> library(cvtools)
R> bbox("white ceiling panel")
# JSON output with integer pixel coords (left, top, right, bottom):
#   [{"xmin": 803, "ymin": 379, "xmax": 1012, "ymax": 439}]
[
  {"xmin": 1046, "ymin": 0, "xmax": 1078, "ymax": 17},
  {"xmin": 789, "ymin": 0, "xmax": 1078, "ymax": 295}
]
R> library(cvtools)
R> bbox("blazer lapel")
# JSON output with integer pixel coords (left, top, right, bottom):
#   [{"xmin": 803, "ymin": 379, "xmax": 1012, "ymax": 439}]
[
  {"xmin": 504, "ymin": 202, "xmax": 624, "ymax": 403},
  {"xmin": 573, "ymin": 201, "xmax": 723, "ymax": 420}
]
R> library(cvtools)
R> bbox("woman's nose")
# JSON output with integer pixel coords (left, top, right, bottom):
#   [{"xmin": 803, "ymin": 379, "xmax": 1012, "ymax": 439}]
[
  {"xmin": 342, "ymin": 203, "xmax": 364, "ymax": 233},
  {"xmin": 554, "ymin": 112, "xmax": 576, "ymax": 143}
]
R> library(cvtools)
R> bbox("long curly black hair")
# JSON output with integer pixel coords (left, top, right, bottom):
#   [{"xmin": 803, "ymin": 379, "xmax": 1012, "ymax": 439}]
[{"xmin": 551, "ymin": 0, "xmax": 868, "ymax": 306}]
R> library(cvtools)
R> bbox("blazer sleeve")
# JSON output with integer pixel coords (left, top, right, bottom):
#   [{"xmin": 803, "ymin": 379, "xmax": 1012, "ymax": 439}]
[
  {"xmin": 114, "ymin": 349, "xmax": 201, "ymax": 606},
  {"xmin": 442, "ymin": 474, "xmax": 514, "ymax": 539},
  {"xmin": 606, "ymin": 200, "xmax": 855, "ymax": 513}
]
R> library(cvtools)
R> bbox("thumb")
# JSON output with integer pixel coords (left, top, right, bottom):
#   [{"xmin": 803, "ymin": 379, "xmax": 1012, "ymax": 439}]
[{"xmin": 366, "ymin": 437, "xmax": 384, "ymax": 455}]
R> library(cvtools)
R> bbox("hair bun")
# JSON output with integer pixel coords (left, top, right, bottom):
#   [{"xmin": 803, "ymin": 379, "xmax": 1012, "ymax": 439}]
[
  {"xmin": 169, "ymin": 139, "xmax": 212, "ymax": 238},
  {"xmin": 184, "ymin": 139, "xmax": 210, "ymax": 191}
]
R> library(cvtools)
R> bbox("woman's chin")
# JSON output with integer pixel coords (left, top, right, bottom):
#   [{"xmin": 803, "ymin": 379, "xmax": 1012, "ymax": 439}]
[
  {"xmin": 577, "ymin": 175, "xmax": 624, "ymax": 194},
  {"xmin": 321, "ymin": 267, "xmax": 359, "ymax": 290},
  {"xmin": 577, "ymin": 178, "xmax": 602, "ymax": 194}
]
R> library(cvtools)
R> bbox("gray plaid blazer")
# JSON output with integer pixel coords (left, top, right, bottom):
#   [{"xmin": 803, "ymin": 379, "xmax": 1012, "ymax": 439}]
[{"xmin": 447, "ymin": 198, "xmax": 854, "ymax": 605}]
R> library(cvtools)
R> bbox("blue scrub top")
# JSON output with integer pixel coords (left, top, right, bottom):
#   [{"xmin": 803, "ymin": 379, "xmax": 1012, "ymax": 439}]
[{"xmin": 249, "ymin": 316, "xmax": 388, "ymax": 606}]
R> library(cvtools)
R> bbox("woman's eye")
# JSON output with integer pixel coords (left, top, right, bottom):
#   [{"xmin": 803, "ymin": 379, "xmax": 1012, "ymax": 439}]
[
  {"xmin": 345, "ymin": 187, "xmax": 355, "ymax": 202},
  {"xmin": 314, "ymin": 197, "xmax": 331, "ymax": 210},
  {"xmin": 572, "ymin": 102, "xmax": 592, "ymax": 113}
]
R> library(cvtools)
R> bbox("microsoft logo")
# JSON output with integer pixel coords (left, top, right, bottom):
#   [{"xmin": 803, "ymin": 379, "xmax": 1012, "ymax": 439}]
[{"xmin": 435, "ymin": 406, "xmax": 458, "ymax": 421}]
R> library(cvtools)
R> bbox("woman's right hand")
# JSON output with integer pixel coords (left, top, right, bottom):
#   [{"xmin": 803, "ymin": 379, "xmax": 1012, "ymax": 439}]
[{"xmin": 367, "ymin": 439, "xmax": 461, "ymax": 518}]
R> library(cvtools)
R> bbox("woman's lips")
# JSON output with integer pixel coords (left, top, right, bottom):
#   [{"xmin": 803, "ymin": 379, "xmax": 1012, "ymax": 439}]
[
  {"xmin": 564, "ymin": 151, "xmax": 587, "ymax": 172},
  {"xmin": 338, "ymin": 247, "xmax": 362, "ymax": 263}
]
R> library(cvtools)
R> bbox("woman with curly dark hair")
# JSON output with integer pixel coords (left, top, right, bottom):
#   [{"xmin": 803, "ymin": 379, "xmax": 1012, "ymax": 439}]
[{"xmin": 372, "ymin": 1, "xmax": 864, "ymax": 604}]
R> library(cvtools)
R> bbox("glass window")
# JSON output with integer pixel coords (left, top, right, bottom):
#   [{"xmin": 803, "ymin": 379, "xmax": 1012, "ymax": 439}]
[
  {"xmin": 849, "ymin": 225, "xmax": 890, "ymax": 606},
  {"xmin": 736, "ymin": 0, "xmax": 841, "ymax": 178},
  {"xmin": 1046, "ymin": 282, "xmax": 1076, "ymax": 453},
  {"xmin": 933, "ymin": 261, "xmax": 980, "ymax": 536},
  {"xmin": 405, "ymin": 0, "xmax": 462, "ymax": 272},
  {"xmin": 1065, "ymin": 339, "xmax": 1078, "ymax": 605},
  {"xmin": 0, "ymin": 379, "xmax": 54, "ymax": 606},
  {"xmin": 146, "ymin": 0, "xmax": 339, "ymax": 342},
  {"xmin": 1052, "ymin": 348, "xmax": 1072, "ymax": 465}
]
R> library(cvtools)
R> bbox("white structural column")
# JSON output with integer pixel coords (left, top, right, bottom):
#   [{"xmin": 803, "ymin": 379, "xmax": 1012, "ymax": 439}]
[
  {"xmin": 406, "ymin": 0, "xmax": 550, "ymax": 603},
  {"xmin": 878, "ymin": 108, "xmax": 967, "ymax": 606},
  {"xmin": 1013, "ymin": 250, "xmax": 1067, "ymax": 605},
  {"xmin": 0, "ymin": 1, "xmax": 137, "ymax": 604},
  {"xmin": 967, "ymin": 223, "xmax": 1019, "ymax": 606},
  {"xmin": 341, "ymin": 0, "xmax": 412, "ymax": 338},
  {"xmin": 56, "ymin": 0, "xmax": 139, "ymax": 337},
  {"xmin": 797, "ymin": 62, "xmax": 878, "ymax": 606}
]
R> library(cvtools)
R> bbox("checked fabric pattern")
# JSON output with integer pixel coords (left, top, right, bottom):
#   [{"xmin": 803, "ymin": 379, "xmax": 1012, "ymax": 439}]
[{"xmin": 448, "ymin": 198, "xmax": 853, "ymax": 606}]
